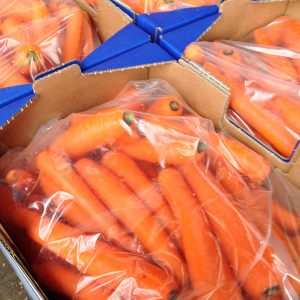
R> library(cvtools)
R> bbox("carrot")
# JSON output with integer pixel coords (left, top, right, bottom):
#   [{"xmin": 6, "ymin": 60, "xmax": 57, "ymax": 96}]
[
  {"xmin": 212, "ymin": 134, "xmax": 271, "ymax": 182},
  {"xmin": 0, "ymin": 54, "xmax": 30, "ymax": 87},
  {"xmin": 212, "ymin": 42, "xmax": 244, "ymax": 82},
  {"xmin": 214, "ymin": 164, "xmax": 270, "ymax": 232},
  {"xmin": 62, "ymin": 7, "xmax": 84, "ymax": 63},
  {"xmin": 81, "ymin": 14, "xmax": 95, "ymax": 59},
  {"xmin": 101, "ymin": 151, "xmax": 177, "ymax": 235},
  {"xmin": 265, "ymin": 17, "xmax": 289, "ymax": 46},
  {"xmin": 253, "ymin": 28, "xmax": 272, "ymax": 46},
  {"xmin": 36, "ymin": 150, "xmax": 139, "ymax": 253},
  {"xmin": 272, "ymin": 201, "xmax": 300, "ymax": 234},
  {"xmin": 291, "ymin": 236, "xmax": 300, "ymax": 256},
  {"xmin": 181, "ymin": 159, "xmax": 281, "ymax": 299},
  {"xmin": 1, "ymin": 17, "xmax": 25, "ymax": 36},
  {"xmin": 137, "ymin": 160, "xmax": 159, "ymax": 179},
  {"xmin": 32, "ymin": 262, "xmax": 113, "ymax": 299},
  {"xmin": 17, "ymin": 208, "xmax": 179, "ymax": 299},
  {"xmin": 0, "ymin": 149, "xmax": 20, "ymax": 176},
  {"xmin": 53, "ymin": 109, "xmax": 136, "ymax": 158},
  {"xmin": 158, "ymin": 168, "xmax": 243, "ymax": 300},
  {"xmin": 230, "ymin": 84, "xmax": 297, "ymax": 157},
  {"xmin": 75, "ymin": 158, "xmax": 185, "ymax": 284},
  {"xmin": 5, "ymin": 168, "xmax": 37, "ymax": 200},
  {"xmin": 147, "ymin": 96, "xmax": 184, "ymax": 116},
  {"xmin": 266, "ymin": 97, "xmax": 300, "ymax": 135},
  {"xmin": 283, "ymin": 20, "xmax": 300, "ymax": 51},
  {"xmin": 136, "ymin": 114, "xmax": 270, "ymax": 181},
  {"xmin": 121, "ymin": 137, "xmax": 206, "ymax": 166},
  {"xmin": 184, "ymin": 43, "xmax": 206, "ymax": 63},
  {"xmin": 32, "ymin": 16, "xmax": 61, "ymax": 45}
]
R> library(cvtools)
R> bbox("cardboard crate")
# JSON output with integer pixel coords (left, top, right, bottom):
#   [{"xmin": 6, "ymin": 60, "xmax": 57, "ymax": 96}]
[{"xmin": 187, "ymin": 0, "xmax": 300, "ymax": 189}]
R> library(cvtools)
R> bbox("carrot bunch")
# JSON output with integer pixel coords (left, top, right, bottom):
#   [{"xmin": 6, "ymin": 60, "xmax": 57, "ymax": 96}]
[
  {"xmin": 0, "ymin": 0, "xmax": 97, "ymax": 88},
  {"xmin": 184, "ymin": 41, "xmax": 300, "ymax": 158},
  {"xmin": 122, "ymin": 0, "xmax": 220, "ymax": 15},
  {"xmin": 0, "ymin": 79, "xmax": 299, "ymax": 299}
]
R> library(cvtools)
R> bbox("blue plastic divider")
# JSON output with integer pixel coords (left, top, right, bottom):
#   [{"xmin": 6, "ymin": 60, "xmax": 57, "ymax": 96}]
[{"xmin": 0, "ymin": 5, "xmax": 220, "ymax": 129}]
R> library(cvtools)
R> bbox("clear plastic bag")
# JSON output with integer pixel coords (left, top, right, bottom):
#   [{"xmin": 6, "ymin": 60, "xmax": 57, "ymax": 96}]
[
  {"xmin": 0, "ymin": 0, "xmax": 98, "ymax": 88},
  {"xmin": 0, "ymin": 79, "xmax": 299, "ymax": 299},
  {"xmin": 116, "ymin": 0, "xmax": 220, "ymax": 15},
  {"xmin": 184, "ymin": 40, "xmax": 300, "ymax": 158},
  {"xmin": 243, "ymin": 16, "xmax": 300, "ymax": 53}
]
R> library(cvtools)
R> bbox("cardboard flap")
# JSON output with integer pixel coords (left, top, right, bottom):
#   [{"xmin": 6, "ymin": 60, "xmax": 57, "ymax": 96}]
[
  {"xmin": 136, "ymin": 5, "xmax": 219, "ymax": 37},
  {"xmin": 158, "ymin": 13, "xmax": 220, "ymax": 59},
  {"xmin": 202, "ymin": 0, "xmax": 289, "ymax": 41},
  {"xmin": 97, "ymin": 0, "xmax": 132, "ymax": 41},
  {"xmin": 149, "ymin": 59, "xmax": 229, "ymax": 128}
]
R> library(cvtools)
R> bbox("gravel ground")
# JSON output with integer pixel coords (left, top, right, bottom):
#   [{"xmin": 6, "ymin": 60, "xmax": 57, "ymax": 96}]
[{"xmin": 0, "ymin": 251, "xmax": 29, "ymax": 300}]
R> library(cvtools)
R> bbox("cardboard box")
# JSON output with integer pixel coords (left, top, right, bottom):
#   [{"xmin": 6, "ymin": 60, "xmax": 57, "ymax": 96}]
[{"xmin": 187, "ymin": 0, "xmax": 300, "ymax": 189}]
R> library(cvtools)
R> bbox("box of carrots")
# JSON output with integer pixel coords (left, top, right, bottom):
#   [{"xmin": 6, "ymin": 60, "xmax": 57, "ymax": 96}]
[
  {"xmin": 182, "ymin": 0, "xmax": 300, "ymax": 189},
  {"xmin": 0, "ymin": 48, "xmax": 300, "ymax": 299},
  {"xmin": 0, "ymin": 0, "xmax": 98, "ymax": 89}
]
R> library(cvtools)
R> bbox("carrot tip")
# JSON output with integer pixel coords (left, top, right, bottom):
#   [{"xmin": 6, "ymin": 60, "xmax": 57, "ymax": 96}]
[
  {"xmin": 169, "ymin": 290, "xmax": 179, "ymax": 300},
  {"xmin": 263, "ymin": 285, "xmax": 280, "ymax": 298},
  {"xmin": 170, "ymin": 100, "xmax": 180, "ymax": 112},
  {"xmin": 197, "ymin": 141, "xmax": 209, "ymax": 153},
  {"xmin": 223, "ymin": 49, "xmax": 234, "ymax": 56},
  {"xmin": 123, "ymin": 111, "xmax": 135, "ymax": 125}
]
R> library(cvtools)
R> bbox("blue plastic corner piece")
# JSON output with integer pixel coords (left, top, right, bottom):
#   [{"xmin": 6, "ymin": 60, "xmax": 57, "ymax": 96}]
[
  {"xmin": 82, "ymin": 24, "xmax": 152, "ymax": 72},
  {"xmin": 158, "ymin": 12, "xmax": 221, "ymax": 59},
  {"xmin": 0, "ymin": 93, "xmax": 35, "ymax": 128},
  {"xmin": 85, "ymin": 42, "xmax": 174, "ymax": 73},
  {"xmin": 110, "ymin": 0, "xmax": 135, "ymax": 18},
  {"xmin": 0, "ymin": 84, "xmax": 34, "ymax": 109},
  {"xmin": 136, "ymin": 5, "xmax": 219, "ymax": 37}
]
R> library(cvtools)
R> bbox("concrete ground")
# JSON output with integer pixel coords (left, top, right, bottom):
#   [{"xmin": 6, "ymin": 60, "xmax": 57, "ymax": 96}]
[{"xmin": 0, "ymin": 251, "xmax": 28, "ymax": 300}]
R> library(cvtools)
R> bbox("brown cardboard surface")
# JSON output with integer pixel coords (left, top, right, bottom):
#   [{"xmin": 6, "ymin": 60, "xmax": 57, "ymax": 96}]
[
  {"xmin": 201, "ymin": 0, "xmax": 290, "ymax": 41},
  {"xmin": 97, "ymin": 0, "xmax": 132, "ymax": 41}
]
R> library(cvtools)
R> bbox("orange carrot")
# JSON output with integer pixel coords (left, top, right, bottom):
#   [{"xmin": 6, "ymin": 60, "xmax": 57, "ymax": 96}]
[
  {"xmin": 144, "ymin": 113, "xmax": 269, "ymax": 181},
  {"xmin": 158, "ymin": 168, "xmax": 243, "ymax": 300},
  {"xmin": 81, "ymin": 14, "xmax": 95, "ymax": 59},
  {"xmin": 18, "ymin": 208, "xmax": 179, "ymax": 299},
  {"xmin": 184, "ymin": 43, "xmax": 206, "ymax": 63},
  {"xmin": 101, "ymin": 151, "xmax": 177, "ymax": 234},
  {"xmin": 53, "ymin": 109, "xmax": 136, "ymax": 158},
  {"xmin": 137, "ymin": 160, "xmax": 159, "ymax": 179},
  {"xmin": 32, "ymin": 262, "xmax": 113, "ymax": 299},
  {"xmin": 272, "ymin": 201, "xmax": 300, "ymax": 234},
  {"xmin": 62, "ymin": 7, "xmax": 84, "ymax": 63},
  {"xmin": 291, "ymin": 236, "xmax": 300, "ymax": 256},
  {"xmin": 212, "ymin": 42, "xmax": 244, "ymax": 82},
  {"xmin": 75, "ymin": 158, "xmax": 185, "ymax": 284},
  {"xmin": 283, "ymin": 20, "xmax": 300, "ymax": 51},
  {"xmin": 253, "ymin": 28, "xmax": 272, "ymax": 46},
  {"xmin": 230, "ymin": 84, "xmax": 297, "ymax": 157},
  {"xmin": 36, "ymin": 150, "xmax": 139, "ymax": 253},
  {"xmin": 265, "ymin": 17, "xmax": 289, "ymax": 46},
  {"xmin": 266, "ymin": 97, "xmax": 300, "ymax": 135},
  {"xmin": 0, "ymin": 54, "xmax": 30, "ymax": 87},
  {"xmin": 147, "ymin": 96, "xmax": 184, "ymax": 116},
  {"xmin": 181, "ymin": 159, "xmax": 281, "ymax": 299},
  {"xmin": 121, "ymin": 137, "xmax": 205, "ymax": 166}
]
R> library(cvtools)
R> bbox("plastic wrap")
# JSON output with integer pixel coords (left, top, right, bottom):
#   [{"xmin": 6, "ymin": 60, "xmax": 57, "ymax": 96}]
[
  {"xmin": 0, "ymin": 78, "xmax": 299, "ymax": 299},
  {"xmin": 0, "ymin": 0, "xmax": 98, "ymax": 88},
  {"xmin": 114, "ymin": 0, "xmax": 220, "ymax": 14},
  {"xmin": 244, "ymin": 16, "xmax": 300, "ymax": 52},
  {"xmin": 184, "ymin": 40, "xmax": 300, "ymax": 158}
]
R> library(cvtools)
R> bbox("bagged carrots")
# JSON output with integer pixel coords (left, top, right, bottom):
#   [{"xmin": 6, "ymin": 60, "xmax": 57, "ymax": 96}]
[
  {"xmin": 0, "ymin": 0, "xmax": 98, "ymax": 88},
  {"xmin": 184, "ymin": 40, "xmax": 300, "ymax": 158},
  {"xmin": 0, "ymin": 78, "xmax": 299, "ymax": 299}
]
